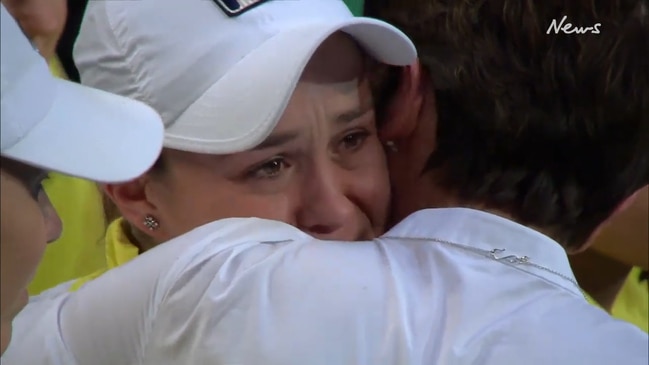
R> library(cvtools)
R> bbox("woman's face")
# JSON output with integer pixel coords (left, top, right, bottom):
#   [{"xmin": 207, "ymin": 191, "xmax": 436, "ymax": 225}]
[
  {"xmin": 111, "ymin": 34, "xmax": 391, "ymax": 243},
  {"xmin": 0, "ymin": 159, "xmax": 61, "ymax": 354}
]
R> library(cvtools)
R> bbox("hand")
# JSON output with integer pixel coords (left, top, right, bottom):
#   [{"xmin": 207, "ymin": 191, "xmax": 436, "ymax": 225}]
[{"xmin": 2, "ymin": 0, "xmax": 67, "ymax": 60}]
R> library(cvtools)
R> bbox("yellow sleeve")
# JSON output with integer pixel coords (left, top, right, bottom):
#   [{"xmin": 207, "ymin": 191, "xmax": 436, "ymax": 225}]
[
  {"xmin": 610, "ymin": 267, "xmax": 649, "ymax": 333},
  {"xmin": 49, "ymin": 57, "xmax": 68, "ymax": 79},
  {"xmin": 69, "ymin": 218, "xmax": 140, "ymax": 292}
]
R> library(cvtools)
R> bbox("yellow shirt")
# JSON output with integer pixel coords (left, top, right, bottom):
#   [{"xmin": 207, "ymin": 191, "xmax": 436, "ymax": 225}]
[
  {"xmin": 70, "ymin": 218, "xmax": 139, "ymax": 291},
  {"xmin": 611, "ymin": 268, "xmax": 649, "ymax": 333},
  {"xmin": 27, "ymin": 59, "xmax": 108, "ymax": 294},
  {"xmin": 584, "ymin": 267, "xmax": 648, "ymax": 333}
]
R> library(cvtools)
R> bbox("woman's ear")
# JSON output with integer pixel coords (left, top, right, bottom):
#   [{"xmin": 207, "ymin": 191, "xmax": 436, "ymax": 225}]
[
  {"xmin": 103, "ymin": 177, "xmax": 158, "ymax": 233},
  {"xmin": 379, "ymin": 60, "xmax": 426, "ymax": 142}
]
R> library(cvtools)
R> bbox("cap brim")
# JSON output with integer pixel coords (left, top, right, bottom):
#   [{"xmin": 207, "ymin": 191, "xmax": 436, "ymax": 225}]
[
  {"xmin": 165, "ymin": 17, "xmax": 416, "ymax": 154},
  {"xmin": 2, "ymin": 78, "xmax": 164, "ymax": 183}
]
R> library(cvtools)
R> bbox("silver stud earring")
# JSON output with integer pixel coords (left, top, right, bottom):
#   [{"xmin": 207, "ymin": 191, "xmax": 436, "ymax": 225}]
[
  {"xmin": 143, "ymin": 215, "xmax": 160, "ymax": 231},
  {"xmin": 385, "ymin": 140, "xmax": 399, "ymax": 153}
]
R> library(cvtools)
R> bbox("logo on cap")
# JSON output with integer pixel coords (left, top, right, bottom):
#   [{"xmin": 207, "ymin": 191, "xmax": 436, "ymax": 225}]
[{"xmin": 212, "ymin": 0, "xmax": 270, "ymax": 17}]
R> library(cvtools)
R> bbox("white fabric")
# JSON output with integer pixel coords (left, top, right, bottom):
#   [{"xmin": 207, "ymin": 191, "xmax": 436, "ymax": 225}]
[
  {"xmin": 73, "ymin": 0, "xmax": 416, "ymax": 154},
  {"xmin": 4, "ymin": 208, "xmax": 648, "ymax": 364},
  {"xmin": 0, "ymin": 4, "xmax": 163, "ymax": 183}
]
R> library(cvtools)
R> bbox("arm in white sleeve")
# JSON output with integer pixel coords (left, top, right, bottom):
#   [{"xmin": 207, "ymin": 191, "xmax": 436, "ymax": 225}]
[
  {"xmin": 36, "ymin": 218, "xmax": 267, "ymax": 364},
  {"xmin": 2, "ymin": 218, "xmax": 304, "ymax": 365},
  {"xmin": 143, "ymin": 238, "xmax": 434, "ymax": 365},
  {"xmin": 57, "ymin": 250, "xmax": 166, "ymax": 365},
  {"xmin": 1, "ymin": 242, "xmax": 170, "ymax": 365}
]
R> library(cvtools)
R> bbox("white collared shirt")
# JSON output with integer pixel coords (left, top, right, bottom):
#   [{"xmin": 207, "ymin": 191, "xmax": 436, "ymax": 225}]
[{"xmin": 3, "ymin": 208, "xmax": 648, "ymax": 364}]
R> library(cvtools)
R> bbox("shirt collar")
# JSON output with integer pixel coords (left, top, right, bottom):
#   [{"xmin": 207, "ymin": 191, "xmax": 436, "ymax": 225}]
[{"xmin": 385, "ymin": 208, "xmax": 581, "ymax": 296}]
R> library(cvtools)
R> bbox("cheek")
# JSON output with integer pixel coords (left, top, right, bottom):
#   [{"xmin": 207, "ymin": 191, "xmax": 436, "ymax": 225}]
[
  {"xmin": 0, "ymin": 190, "xmax": 47, "ymax": 322},
  {"xmin": 350, "ymin": 142, "xmax": 391, "ymax": 228},
  {"xmin": 159, "ymin": 181, "xmax": 294, "ymax": 234},
  {"xmin": 228, "ymin": 196, "xmax": 294, "ymax": 223}
]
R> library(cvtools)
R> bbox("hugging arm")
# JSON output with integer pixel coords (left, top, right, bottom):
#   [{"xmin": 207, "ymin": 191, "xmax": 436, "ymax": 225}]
[{"xmin": 2, "ymin": 246, "xmax": 168, "ymax": 365}]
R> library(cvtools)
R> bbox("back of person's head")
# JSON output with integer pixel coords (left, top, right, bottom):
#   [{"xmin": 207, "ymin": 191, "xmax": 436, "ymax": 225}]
[{"xmin": 367, "ymin": 0, "xmax": 649, "ymax": 250}]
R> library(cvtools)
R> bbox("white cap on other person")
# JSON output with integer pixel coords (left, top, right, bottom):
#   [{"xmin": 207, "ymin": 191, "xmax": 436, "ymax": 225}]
[
  {"xmin": 74, "ymin": 0, "xmax": 417, "ymax": 154},
  {"xmin": 0, "ymin": 4, "xmax": 164, "ymax": 183}
]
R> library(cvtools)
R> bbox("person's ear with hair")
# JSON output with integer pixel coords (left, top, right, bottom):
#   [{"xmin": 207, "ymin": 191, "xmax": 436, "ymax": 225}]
[{"xmin": 377, "ymin": 61, "xmax": 443, "ymax": 223}]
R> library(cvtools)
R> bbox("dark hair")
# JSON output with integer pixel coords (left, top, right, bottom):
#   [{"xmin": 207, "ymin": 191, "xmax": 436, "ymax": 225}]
[{"xmin": 367, "ymin": 0, "xmax": 649, "ymax": 249}]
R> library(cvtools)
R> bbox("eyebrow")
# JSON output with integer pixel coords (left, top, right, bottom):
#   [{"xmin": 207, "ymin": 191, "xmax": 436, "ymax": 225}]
[
  {"xmin": 251, "ymin": 131, "xmax": 300, "ymax": 151},
  {"xmin": 250, "ymin": 104, "xmax": 374, "ymax": 151},
  {"xmin": 335, "ymin": 104, "xmax": 373, "ymax": 125}
]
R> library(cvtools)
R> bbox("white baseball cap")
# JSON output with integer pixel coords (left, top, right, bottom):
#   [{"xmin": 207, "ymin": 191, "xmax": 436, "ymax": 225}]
[
  {"xmin": 0, "ymin": 4, "xmax": 164, "ymax": 183},
  {"xmin": 74, "ymin": 0, "xmax": 417, "ymax": 154}
]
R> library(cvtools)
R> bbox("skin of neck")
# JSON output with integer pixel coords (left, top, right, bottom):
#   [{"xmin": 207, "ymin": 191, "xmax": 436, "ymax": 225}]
[{"xmin": 570, "ymin": 250, "xmax": 630, "ymax": 311}]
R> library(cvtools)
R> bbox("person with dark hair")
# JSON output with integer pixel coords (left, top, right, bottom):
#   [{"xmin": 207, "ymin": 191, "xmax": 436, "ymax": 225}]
[
  {"xmin": 4, "ymin": 1, "xmax": 648, "ymax": 364},
  {"xmin": 368, "ymin": 0, "xmax": 649, "ymax": 334},
  {"xmin": 367, "ymin": 0, "xmax": 648, "ymax": 252}
]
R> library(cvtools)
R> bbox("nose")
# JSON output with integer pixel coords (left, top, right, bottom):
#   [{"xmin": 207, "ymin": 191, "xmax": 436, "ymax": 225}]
[
  {"xmin": 38, "ymin": 191, "xmax": 62, "ymax": 243},
  {"xmin": 44, "ymin": 207, "xmax": 63, "ymax": 243},
  {"xmin": 297, "ymin": 165, "xmax": 365, "ymax": 241}
]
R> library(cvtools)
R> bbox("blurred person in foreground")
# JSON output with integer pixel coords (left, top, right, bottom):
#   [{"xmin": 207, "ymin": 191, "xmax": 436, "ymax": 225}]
[
  {"xmin": 4, "ymin": 0, "xmax": 649, "ymax": 364},
  {"xmin": 2, "ymin": 0, "xmax": 112, "ymax": 295},
  {"xmin": 0, "ymin": 3, "xmax": 164, "ymax": 355},
  {"xmin": 30, "ymin": 37, "xmax": 109, "ymax": 297},
  {"xmin": 364, "ymin": 3, "xmax": 649, "ymax": 339}
]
